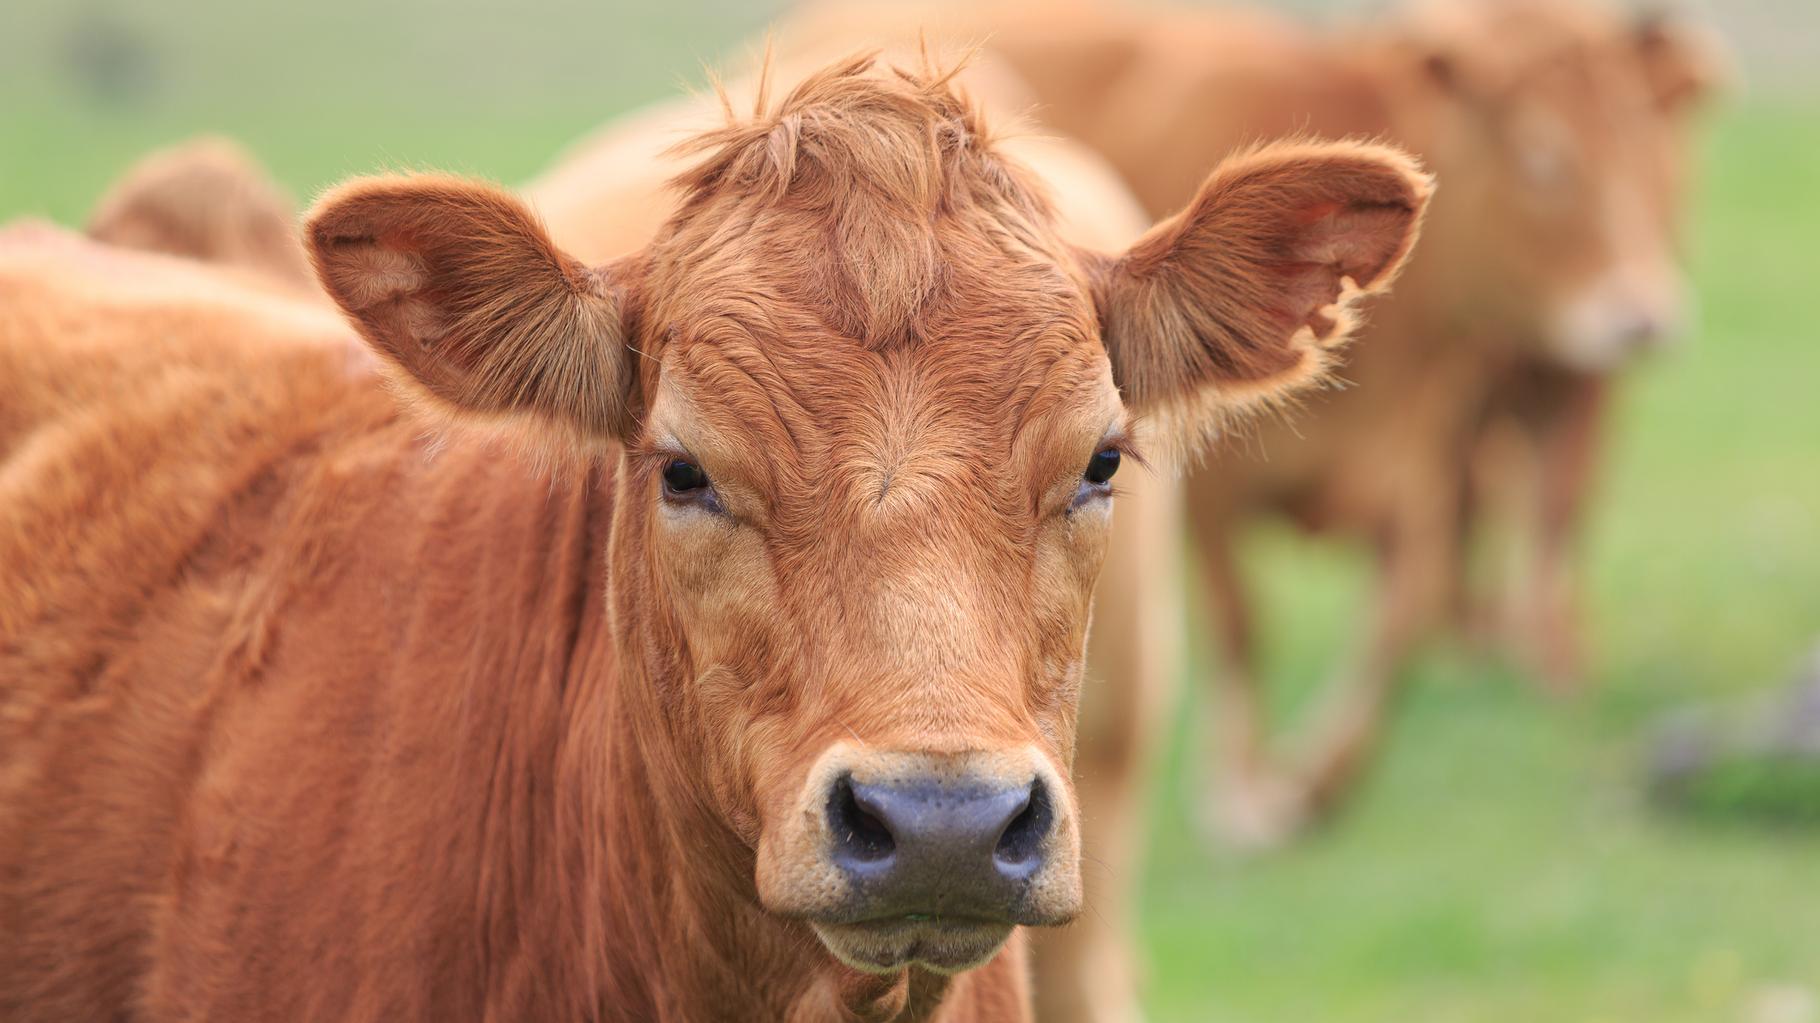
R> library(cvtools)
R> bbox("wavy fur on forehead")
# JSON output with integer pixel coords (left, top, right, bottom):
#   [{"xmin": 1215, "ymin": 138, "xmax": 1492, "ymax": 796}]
[{"xmin": 660, "ymin": 51, "xmax": 1060, "ymax": 348}]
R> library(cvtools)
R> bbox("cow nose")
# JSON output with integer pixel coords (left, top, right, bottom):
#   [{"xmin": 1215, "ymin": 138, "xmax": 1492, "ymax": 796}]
[
  {"xmin": 826, "ymin": 773, "xmax": 1053, "ymax": 918},
  {"xmin": 1617, "ymin": 312, "xmax": 1666, "ymax": 351}
]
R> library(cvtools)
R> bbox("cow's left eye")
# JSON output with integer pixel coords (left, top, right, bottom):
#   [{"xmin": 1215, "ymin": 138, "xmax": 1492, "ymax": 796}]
[
  {"xmin": 1084, "ymin": 448, "xmax": 1120, "ymax": 485},
  {"xmin": 1070, "ymin": 447, "xmax": 1120, "ymax": 511}
]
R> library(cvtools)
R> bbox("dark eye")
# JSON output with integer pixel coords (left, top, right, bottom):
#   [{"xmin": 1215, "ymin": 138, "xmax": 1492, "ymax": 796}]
[
  {"xmin": 1084, "ymin": 448, "xmax": 1121, "ymax": 486},
  {"xmin": 661, "ymin": 458, "xmax": 710, "ymax": 498},
  {"xmin": 1069, "ymin": 447, "xmax": 1121, "ymax": 512}
]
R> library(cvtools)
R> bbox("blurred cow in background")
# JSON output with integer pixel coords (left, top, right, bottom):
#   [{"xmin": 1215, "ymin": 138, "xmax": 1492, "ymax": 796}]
[{"xmin": 985, "ymin": 0, "xmax": 1724, "ymax": 847}]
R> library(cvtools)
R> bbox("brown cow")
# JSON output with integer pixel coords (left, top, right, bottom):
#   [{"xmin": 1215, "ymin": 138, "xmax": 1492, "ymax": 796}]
[
  {"xmin": 0, "ymin": 56, "xmax": 1429, "ymax": 1021},
  {"xmin": 79, "ymin": 57, "xmax": 1176, "ymax": 1023},
  {"xmin": 984, "ymin": 0, "xmax": 1721, "ymax": 845},
  {"xmin": 76, "ymin": 72, "xmax": 1175, "ymax": 1020}
]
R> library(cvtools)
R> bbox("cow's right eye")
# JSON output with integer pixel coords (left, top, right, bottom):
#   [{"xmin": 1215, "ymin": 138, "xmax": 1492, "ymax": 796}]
[
  {"xmin": 658, "ymin": 454, "xmax": 726, "ymax": 516},
  {"xmin": 1068, "ymin": 446, "xmax": 1122, "ymax": 512},
  {"xmin": 661, "ymin": 459, "xmax": 710, "ymax": 497}
]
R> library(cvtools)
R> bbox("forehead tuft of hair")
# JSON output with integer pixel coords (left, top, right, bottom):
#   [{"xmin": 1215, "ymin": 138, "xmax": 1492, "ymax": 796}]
[{"xmin": 660, "ymin": 51, "xmax": 1059, "ymax": 348}]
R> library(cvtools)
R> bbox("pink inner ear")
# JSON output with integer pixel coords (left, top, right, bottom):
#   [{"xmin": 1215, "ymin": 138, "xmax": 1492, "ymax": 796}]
[
  {"xmin": 329, "ymin": 241, "xmax": 428, "ymax": 312},
  {"xmin": 1292, "ymin": 200, "xmax": 1345, "ymax": 226},
  {"xmin": 1292, "ymin": 203, "xmax": 1414, "ymax": 282},
  {"xmin": 315, "ymin": 230, "xmax": 480, "ymax": 393},
  {"xmin": 1273, "ymin": 201, "xmax": 1417, "ymax": 337},
  {"xmin": 1266, "ymin": 260, "xmax": 1345, "ymax": 338}
]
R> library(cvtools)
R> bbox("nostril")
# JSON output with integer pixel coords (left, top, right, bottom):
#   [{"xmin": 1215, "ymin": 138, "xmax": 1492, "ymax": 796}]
[
  {"xmin": 993, "ymin": 779, "xmax": 1052, "ymax": 873},
  {"xmin": 1620, "ymin": 314, "xmax": 1665, "ymax": 349},
  {"xmin": 828, "ymin": 775, "xmax": 895, "ymax": 864}
]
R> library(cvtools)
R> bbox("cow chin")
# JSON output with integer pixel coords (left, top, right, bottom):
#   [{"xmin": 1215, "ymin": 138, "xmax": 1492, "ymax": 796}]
[{"xmin": 809, "ymin": 918, "xmax": 1015, "ymax": 975}]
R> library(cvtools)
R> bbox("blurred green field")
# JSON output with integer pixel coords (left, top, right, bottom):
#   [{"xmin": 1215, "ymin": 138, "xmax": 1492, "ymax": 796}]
[
  {"xmin": 3, "ymin": 3, "xmax": 1817, "ymax": 1020},
  {"xmin": 1138, "ymin": 104, "xmax": 1820, "ymax": 1022}
]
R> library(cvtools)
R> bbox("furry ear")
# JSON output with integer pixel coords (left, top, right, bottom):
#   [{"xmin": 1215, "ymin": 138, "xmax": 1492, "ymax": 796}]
[
  {"xmin": 1635, "ymin": 14, "xmax": 1730, "ymax": 113},
  {"xmin": 1092, "ymin": 139, "xmax": 1432, "ymax": 456},
  {"xmin": 87, "ymin": 136, "xmax": 314, "ymax": 292},
  {"xmin": 306, "ymin": 173, "xmax": 635, "ymax": 447}
]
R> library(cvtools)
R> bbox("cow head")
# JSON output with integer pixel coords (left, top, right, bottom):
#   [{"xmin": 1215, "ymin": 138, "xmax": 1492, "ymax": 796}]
[
  {"xmin": 305, "ymin": 57, "xmax": 1428, "ymax": 976},
  {"xmin": 1396, "ymin": 0, "xmax": 1723, "ymax": 371}
]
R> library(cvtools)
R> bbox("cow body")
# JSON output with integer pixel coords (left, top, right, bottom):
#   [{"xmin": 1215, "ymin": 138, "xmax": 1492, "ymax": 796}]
[{"xmin": 0, "ymin": 231, "xmax": 1041, "ymax": 1021}]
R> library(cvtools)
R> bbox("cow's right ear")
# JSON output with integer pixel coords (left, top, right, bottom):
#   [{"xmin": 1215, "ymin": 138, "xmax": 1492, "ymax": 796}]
[
  {"xmin": 306, "ymin": 174, "xmax": 635, "ymax": 447},
  {"xmin": 1635, "ymin": 15, "xmax": 1731, "ymax": 113},
  {"xmin": 1090, "ymin": 139, "xmax": 1431, "ymax": 460}
]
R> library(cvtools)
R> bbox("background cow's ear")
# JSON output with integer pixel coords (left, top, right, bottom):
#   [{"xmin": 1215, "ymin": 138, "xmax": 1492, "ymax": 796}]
[
  {"xmin": 87, "ymin": 136, "xmax": 315, "ymax": 292},
  {"xmin": 307, "ymin": 174, "xmax": 636, "ymax": 448},
  {"xmin": 1091, "ymin": 139, "xmax": 1432, "ymax": 460},
  {"xmin": 1635, "ymin": 15, "xmax": 1731, "ymax": 113}
]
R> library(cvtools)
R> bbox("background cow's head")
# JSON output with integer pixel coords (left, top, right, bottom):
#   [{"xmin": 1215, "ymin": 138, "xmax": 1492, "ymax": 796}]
[
  {"xmin": 305, "ymin": 57, "xmax": 1428, "ymax": 975},
  {"xmin": 1396, "ymin": 0, "xmax": 1724, "ymax": 371}
]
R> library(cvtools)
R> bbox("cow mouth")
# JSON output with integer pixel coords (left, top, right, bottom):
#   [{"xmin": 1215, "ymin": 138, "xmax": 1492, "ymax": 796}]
[{"xmin": 809, "ymin": 917, "xmax": 1016, "ymax": 975}]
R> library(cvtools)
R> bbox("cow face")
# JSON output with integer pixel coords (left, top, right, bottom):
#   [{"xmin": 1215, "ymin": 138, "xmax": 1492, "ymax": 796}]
[
  {"xmin": 1406, "ymin": 1, "xmax": 1722, "ymax": 371},
  {"xmin": 306, "ymin": 58, "xmax": 1428, "ymax": 976}
]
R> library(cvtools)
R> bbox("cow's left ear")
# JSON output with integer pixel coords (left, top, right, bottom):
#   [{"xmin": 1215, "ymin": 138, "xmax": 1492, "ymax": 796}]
[
  {"xmin": 1635, "ymin": 15, "xmax": 1730, "ymax": 113},
  {"xmin": 307, "ymin": 173, "xmax": 636, "ymax": 449},
  {"xmin": 1090, "ymin": 139, "xmax": 1431, "ymax": 458}
]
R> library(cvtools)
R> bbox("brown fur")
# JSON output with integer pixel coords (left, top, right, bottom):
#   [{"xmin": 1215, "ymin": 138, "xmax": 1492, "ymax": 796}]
[
  {"xmin": 309, "ymin": 174, "xmax": 635, "ymax": 455},
  {"xmin": 0, "ymin": 55, "xmax": 1426, "ymax": 1022}
]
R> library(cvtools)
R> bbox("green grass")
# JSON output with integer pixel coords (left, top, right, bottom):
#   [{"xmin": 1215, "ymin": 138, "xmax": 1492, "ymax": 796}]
[
  {"xmin": 0, "ymin": 0, "xmax": 782, "ymax": 223},
  {"xmin": 4, "ymin": 4, "xmax": 1818, "ymax": 1019}
]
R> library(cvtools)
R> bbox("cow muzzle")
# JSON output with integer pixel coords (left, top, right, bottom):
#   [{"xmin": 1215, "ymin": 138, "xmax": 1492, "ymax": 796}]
[
  {"xmin": 757, "ymin": 744, "xmax": 1081, "ymax": 974},
  {"xmin": 1547, "ymin": 271, "xmax": 1689, "ymax": 372}
]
